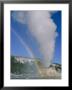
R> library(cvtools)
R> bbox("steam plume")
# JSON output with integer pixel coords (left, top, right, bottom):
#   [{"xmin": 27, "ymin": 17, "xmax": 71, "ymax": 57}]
[
  {"xmin": 27, "ymin": 11, "xmax": 57, "ymax": 67},
  {"xmin": 12, "ymin": 11, "xmax": 57, "ymax": 68}
]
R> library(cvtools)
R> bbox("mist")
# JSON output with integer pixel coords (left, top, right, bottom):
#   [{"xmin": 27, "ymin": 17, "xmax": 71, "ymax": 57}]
[
  {"xmin": 27, "ymin": 11, "xmax": 57, "ymax": 67},
  {"xmin": 12, "ymin": 11, "xmax": 57, "ymax": 68}
]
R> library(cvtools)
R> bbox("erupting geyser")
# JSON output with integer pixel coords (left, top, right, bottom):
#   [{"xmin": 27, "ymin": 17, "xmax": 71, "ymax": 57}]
[
  {"xmin": 27, "ymin": 11, "xmax": 57, "ymax": 67},
  {"xmin": 12, "ymin": 11, "xmax": 57, "ymax": 68}
]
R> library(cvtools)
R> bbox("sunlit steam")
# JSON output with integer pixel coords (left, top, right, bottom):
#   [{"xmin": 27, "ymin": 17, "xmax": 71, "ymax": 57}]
[
  {"xmin": 12, "ymin": 11, "xmax": 57, "ymax": 68},
  {"xmin": 27, "ymin": 11, "xmax": 57, "ymax": 67}
]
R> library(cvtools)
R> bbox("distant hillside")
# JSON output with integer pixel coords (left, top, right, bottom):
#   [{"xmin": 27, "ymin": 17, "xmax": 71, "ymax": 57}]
[{"xmin": 11, "ymin": 56, "xmax": 61, "ymax": 79}]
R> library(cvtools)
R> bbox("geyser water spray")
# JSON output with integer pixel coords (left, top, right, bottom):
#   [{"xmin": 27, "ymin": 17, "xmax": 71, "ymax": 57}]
[
  {"xmin": 12, "ymin": 11, "xmax": 57, "ymax": 68},
  {"xmin": 27, "ymin": 11, "xmax": 57, "ymax": 67}
]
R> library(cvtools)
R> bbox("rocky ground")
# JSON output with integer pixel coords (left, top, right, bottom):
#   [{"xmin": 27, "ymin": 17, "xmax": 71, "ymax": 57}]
[
  {"xmin": 36, "ymin": 61, "xmax": 61, "ymax": 79},
  {"xmin": 11, "ymin": 56, "xmax": 61, "ymax": 79}
]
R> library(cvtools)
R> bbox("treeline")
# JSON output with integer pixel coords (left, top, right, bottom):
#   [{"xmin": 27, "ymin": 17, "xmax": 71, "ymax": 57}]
[
  {"xmin": 11, "ymin": 56, "xmax": 24, "ymax": 74},
  {"xmin": 11, "ymin": 56, "xmax": 36, "ymax": 74}
]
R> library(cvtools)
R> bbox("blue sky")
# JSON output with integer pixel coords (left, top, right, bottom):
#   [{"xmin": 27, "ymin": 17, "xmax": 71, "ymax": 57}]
[
  {"xmin": 11, "ymin": 11, "xmax": 61, "ymax": 64},
  {"xmin": 51, "ymin": 11, "xmax": 61, "ymax": 64}
]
